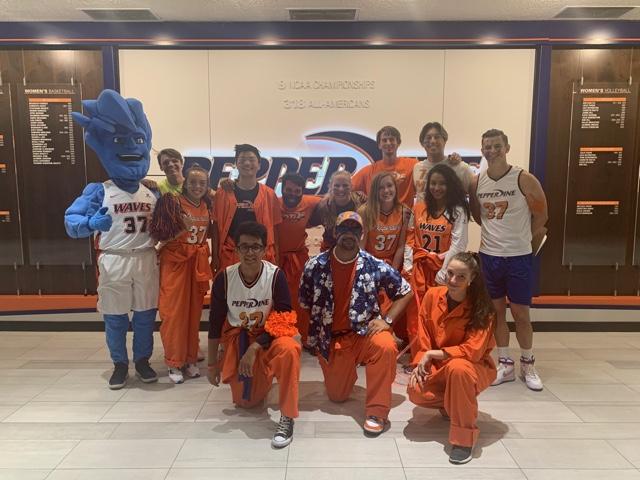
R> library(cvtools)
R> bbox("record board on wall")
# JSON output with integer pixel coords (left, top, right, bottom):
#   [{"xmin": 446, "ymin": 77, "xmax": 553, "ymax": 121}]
[
  {"xmin": 562, "ymin": 82, "xmax": 638, "ymax": 266},
  {"xmin": 16, "ymin": 84, "xmax": 92, "ymax": 266},
  {"xmin": 0, "ymin": 84, "xmax": 24, "ymax": 266}
]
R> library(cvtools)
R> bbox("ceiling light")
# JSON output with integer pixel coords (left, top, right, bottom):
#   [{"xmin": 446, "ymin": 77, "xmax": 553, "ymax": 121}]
[{"xmin": 154, "ymin": 37, "xmax": 175, "ymax": 46}]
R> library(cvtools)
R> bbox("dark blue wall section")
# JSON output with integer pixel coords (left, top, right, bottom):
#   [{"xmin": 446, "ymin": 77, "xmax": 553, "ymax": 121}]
[{"xmin": 0, "ymin": 20, "xmax": 639, "ymax": 47}]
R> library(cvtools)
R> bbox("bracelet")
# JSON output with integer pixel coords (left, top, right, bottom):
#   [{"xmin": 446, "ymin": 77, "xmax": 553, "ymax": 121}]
[{"xmin": 207, "ymin": 363, "xmax": 220, "ymax": 369}]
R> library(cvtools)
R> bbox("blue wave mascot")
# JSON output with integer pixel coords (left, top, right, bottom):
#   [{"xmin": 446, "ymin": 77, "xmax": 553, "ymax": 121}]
[{"xmin": 64, "ymin": 89, "xmax": 159, "ymax": 389}]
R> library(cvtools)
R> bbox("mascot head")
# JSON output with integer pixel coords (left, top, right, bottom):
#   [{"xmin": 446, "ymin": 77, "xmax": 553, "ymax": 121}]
[{"xmin": 73, "ymin": 89, "xmax": 152, "ymax": 189}]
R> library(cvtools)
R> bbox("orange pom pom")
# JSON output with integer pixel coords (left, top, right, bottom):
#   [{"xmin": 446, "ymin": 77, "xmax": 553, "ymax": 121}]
[{"xmin": 265, "ymin": 310, "xmax": 299, "ymax": 338}]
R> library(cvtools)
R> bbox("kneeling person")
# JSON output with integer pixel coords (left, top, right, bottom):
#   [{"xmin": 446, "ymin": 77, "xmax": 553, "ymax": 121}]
[
  {"xmin": 207, "ymin": 221, "xmax": 301, "ymax": 448},
  {"xmin": 407, "ymin": 252, "xmax": 497, "ymax": 465},
  {"xmin": 299, "ymin": 211, "xmax": 413, "ymax": 435}
]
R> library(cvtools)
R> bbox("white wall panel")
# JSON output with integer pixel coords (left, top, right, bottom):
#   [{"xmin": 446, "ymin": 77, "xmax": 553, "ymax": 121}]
[
  {"xmin": 442, "ymin": 49, "xmax": 536, "ymax": 169},
  {"xmin": 119, "ymin": 49, "xmax": 211, "ymax": 176},
  {"xmin": 209, "ymin": 49, "xmax": 444, "ymax": 156}
]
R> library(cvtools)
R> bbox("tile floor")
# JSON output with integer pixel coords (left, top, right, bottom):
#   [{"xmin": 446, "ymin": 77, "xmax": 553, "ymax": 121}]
[{"xmin": 1, "ymin": 329, "xmax": 640, "ymax": 479}]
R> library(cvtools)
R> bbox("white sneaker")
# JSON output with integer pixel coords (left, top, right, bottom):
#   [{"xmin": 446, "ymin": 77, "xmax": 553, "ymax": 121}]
[
  {"xmin": 491, "ymin": 357, "xmax": 515, "ymax": 386},
  {"xmin": 184, "ymin": 363, "xmax": 201, "ymax": 379},
  {"xmin": 520, "ymin": 357, "xmax": 543, "ymax": 391},
  {"xmin": 168, "ymin": 368, "xmax": 184, "ymax": 384}
]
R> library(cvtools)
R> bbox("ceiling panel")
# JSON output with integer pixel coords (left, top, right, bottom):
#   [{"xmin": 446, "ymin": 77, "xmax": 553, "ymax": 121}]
[{"xmin": 0, "ymin": 0, "xmax": 639, "ymax": 22}]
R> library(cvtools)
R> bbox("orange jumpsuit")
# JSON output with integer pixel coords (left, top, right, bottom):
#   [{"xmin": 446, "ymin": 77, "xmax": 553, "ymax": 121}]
[
  {"xmin": 159, "ymin": 196, "xmax": 213, "ymax": 368},
  {"xmin": 277, "ymin": 195, "xmax": 322, "ymax": 343},
  {"xmin": 213, "ymin": 184, "xmax": 282, "ymax": 271},
  {"xmin": 319, "ymin": 254, "xmax": 398, "ymax": 419},
  {"xmin": 352, "ymin": 157, "xmax": 417, "ymax": 207},
  {"xmin": 220, "ymin": 323, "xmax": 301, "ymax": 418},
  {"xmin": 363, "ymin": 204, "xmax": 410, "ymax": 340},
  {"xmin": 407, "ymin": 286, "xmax": 496, "ymax": 447},
  {"xmin": 405, "ymin": 202, "xmax": 453, "ymax": 348}
]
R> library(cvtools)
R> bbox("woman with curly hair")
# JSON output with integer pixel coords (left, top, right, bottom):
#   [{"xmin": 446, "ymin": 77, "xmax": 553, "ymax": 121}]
[{"xmin": 408, "ymin": 163, "xmax": 470, "ymax": 303}]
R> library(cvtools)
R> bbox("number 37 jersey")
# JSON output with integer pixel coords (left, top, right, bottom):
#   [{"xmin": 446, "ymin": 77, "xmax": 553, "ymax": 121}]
[
  {"xmin": 476, "ymin": 166, "xmax": 532, "ymax": 256},
  {"xmin": 96, "ymin": 180, "xmax": 157, "ymax": 251}
]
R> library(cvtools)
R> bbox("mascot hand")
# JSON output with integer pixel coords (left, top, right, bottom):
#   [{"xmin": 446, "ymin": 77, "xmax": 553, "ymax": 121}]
[{"xmin": 89, "ymin": 207, "xmax": 113, "ymax": 232}]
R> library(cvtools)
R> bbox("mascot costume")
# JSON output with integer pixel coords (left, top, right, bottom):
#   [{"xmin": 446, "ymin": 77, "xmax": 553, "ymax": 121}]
[{"xmin": 64, "ymin": 89, "xmax": 159, "ymax": 390}]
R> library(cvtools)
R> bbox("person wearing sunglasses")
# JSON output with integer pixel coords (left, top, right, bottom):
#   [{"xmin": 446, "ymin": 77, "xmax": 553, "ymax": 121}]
[
  {"xmin": 299, "ymin": 211, "xmax": 413, "ymax": 436},
  {"xmin": 207, "ymin": 221, "xmax": 300, "ymax": 449}
]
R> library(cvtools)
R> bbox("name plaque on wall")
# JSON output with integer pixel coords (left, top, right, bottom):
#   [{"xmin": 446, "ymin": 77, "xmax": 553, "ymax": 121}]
[
  {"xmin": 16, "ymin": 84, "xmax": 92, "ymax": 266},
  {"xmin": 0, "ymin": 85, "xmax": 24, "ymax": 266},
  {"xmin": 562, "ymin": 82, "xmax": 638, "ymax": 266}
]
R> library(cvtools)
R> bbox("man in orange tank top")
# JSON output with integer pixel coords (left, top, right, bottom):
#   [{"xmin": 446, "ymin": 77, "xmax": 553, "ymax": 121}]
[
  {"xmin": 212, "ymin": 144, "xmax": 281, "ymax": 274},
  {"xmin": 276, "ymin": 172, "xmax": 321, "ymax": 347},
  {"xmin": 352, "ymin": 126, "xmax": 417, "ymax": 206}
]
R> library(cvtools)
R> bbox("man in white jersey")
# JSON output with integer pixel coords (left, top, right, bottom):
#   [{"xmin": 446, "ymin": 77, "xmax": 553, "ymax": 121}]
[
  {"xmin": 469, "ymin": 129, "xmax": 548, "ymax": 391},
  {"xmin": 65, "ymin": 89, "xmax": 159, "ymax": 390},
  {"xmin": 207, "ymin": 221, "xmax": 301, "ymax": 448}
]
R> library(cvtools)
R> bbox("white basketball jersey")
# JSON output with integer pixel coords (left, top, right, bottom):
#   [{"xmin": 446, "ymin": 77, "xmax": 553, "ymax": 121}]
[
  {"xmin": 225, "ymin": 261, "xmax": 278, "ymax": 330},
  {"xmin": 477, "ymin": 166, "xmax": 532, "ymax": 256},
  {"xmin": 97, "ymin": 180, "xmax": 156, "ymax": 251}
]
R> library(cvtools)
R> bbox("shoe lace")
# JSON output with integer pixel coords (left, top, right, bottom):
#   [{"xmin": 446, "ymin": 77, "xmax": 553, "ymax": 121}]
[{"xmin": 275, "ymin": 416, "xmax": 293, "ymax": 436}]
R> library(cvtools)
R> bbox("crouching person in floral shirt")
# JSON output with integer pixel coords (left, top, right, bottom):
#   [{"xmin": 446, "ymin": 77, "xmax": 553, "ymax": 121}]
[{"xmin": 299, "ymin": 211, "xmax": 413, "ymax": 435}]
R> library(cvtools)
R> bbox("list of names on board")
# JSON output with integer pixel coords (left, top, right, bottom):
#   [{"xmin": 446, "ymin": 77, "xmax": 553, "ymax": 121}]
[{"xmin": 563, "ymin": 83, "xmax": 638, "ymax": 266}]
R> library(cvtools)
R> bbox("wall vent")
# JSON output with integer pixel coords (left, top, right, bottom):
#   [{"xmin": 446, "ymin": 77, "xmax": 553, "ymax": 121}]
[
  {"xmin": 288, "ymin": 8, "xmax": 358, "ymax": 21},
  {"xmin": 80, "ymin": 8, "xmax": 160, "ymax": 21},
  {"xmin": 554, "ymin": 6, "xmax": 635, "ymax": 19}
]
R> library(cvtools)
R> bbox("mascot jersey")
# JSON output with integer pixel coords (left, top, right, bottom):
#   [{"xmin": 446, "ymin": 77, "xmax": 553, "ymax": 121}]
[{"xmin": 96, "ymin": 180, "xmax": 156, "ymax": 251}]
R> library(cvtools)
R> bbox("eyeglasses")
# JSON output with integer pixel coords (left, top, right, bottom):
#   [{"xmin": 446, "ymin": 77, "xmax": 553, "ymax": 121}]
[{"xmin": 236, "ymin": 244, "xmax": 265, "ymax": 254}]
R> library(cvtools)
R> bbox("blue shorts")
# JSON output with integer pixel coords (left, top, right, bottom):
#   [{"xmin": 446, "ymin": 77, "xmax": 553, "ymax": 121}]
[{"xmin": 479, "ymin": 252, "xmax": 533, "ymax": 306}]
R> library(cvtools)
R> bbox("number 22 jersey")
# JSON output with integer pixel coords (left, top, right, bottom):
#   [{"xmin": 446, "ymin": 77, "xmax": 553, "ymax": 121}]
[{"xmin": 96, "ymin": 180, "xmax": 157, "ymax": 251}]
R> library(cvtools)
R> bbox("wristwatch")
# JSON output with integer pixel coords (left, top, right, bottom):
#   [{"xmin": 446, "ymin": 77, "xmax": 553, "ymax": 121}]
[{"xmin": 383, "ymin": 315, "xmax": 394, "ymax": 326}]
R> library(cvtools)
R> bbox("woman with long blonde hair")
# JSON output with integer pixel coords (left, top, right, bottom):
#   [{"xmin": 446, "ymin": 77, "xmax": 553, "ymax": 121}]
[
  {"xmin": 309, "ymin": 170, "xmax": 367, "ymax": 251},
  {"xmin": 358, "ymin": 171, "xmax": 411, "ymax": 271}
]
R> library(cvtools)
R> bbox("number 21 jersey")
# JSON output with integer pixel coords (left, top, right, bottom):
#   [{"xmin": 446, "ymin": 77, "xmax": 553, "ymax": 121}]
[
  {"xmin": 96, "ymin": 180, "xmax": 156, "ymax": 251},
  {"xmin": 477, "ymin": 166, "xmax": 531, "ymax": 256}
]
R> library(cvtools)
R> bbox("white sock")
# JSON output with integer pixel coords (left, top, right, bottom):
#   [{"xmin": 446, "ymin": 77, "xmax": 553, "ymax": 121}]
[
  {"xmin": 497, "ymin": 347, "xmax": 510, "ymax": 360},
  {"xmin": 521, "ymin": 348, "xmax": 534, "ymax": 360}
]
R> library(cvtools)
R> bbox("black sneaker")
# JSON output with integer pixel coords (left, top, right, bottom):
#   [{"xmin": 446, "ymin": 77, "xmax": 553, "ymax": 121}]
[
  {"xmin": 449, "ymin": 445, "xmax": 473, "ymax": 464},
  {"xmin": 271, "ymin": 415, "xmax": 294, "ymax": 448},
  {"xmin": 135, "ymin": 358, "xmax": 158, "ymax": 383},
  {"xmin": 109, "ymin": 363, "xmax": 129, "ymax": 390}
]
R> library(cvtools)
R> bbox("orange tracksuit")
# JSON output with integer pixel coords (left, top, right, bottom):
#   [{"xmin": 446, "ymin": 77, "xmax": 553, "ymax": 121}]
[
  {"xmin": 363, "ymin": 204, "xmax": 410, "ymax": 340},
  {"xmin": 277, "ymin": 195, "xmax": 321, "ymax": 343},
  {"xmin": 213, "ymin": 184, "xmax": 282, "ymax": 271},
  {"xmin": 407, "ymin": 286, "xmax": 496, "ymax": 447},
  {"xmin": 220, "ymin": 322, "xmax": 301, "ymax": 418},
  {"xmin": 319, "ymin": 254, "xmax": 398, "ymax": 419},
  {"xmin": 405, "ymin": 202, "xmax": 453, "ymax": 350},
  {"xmin": 351, "ymin": 157, "xmax": 417, "ymax": 207},
  {"xmin": 159, "ymin": 196, "xmax": 213, "ymax": 368}
]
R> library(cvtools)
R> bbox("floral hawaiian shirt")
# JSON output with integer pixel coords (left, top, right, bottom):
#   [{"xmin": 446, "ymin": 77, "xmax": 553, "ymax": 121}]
[{"xmin": 299, "ymin": 249, "xmax": 412, "ymax": 359}]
